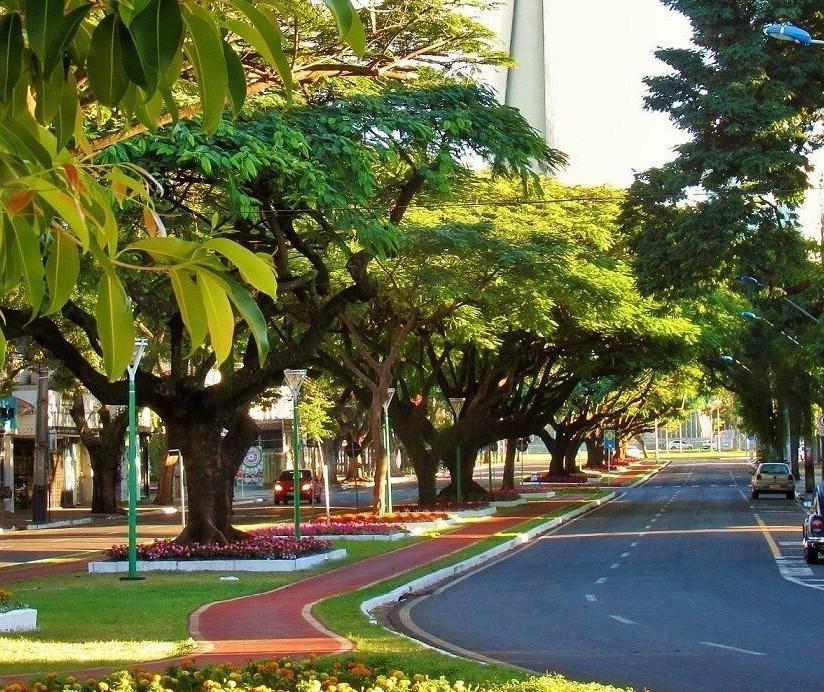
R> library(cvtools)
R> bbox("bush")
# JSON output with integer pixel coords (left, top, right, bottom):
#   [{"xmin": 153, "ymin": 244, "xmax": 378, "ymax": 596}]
[
  {"xmin": 331, "ymin": 510, "xmax": 451, "ymax": 523},
  {"xmin": 0, "ymin": 588, "xmax": 27, "ymax": 613},
  {"xmin": 264, "ymin": 522, "xmax": 407, "ymax": 536}
]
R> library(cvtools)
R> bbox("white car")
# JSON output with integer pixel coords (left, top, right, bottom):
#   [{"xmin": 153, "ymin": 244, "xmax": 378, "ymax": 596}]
[{"xmin": 669, "ymin": 439, "xmax": 693, "ymax": 450}]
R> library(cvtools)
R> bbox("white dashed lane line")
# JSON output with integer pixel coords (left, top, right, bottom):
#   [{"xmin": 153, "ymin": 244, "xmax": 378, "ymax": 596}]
[
  {"xmin": 596, "ymin": 577, "xmax": 607, "ymax": 584},
  {"xmin": 585, "ymin": 594, "xmax": 597, "ymax": 602},
  {"xmin": 700, "ymin": 641, "xmax": 765, "ymax": 656},
  {"xmin": 609, "ymin": 615, "xmax": 636, "ymax": 625}
]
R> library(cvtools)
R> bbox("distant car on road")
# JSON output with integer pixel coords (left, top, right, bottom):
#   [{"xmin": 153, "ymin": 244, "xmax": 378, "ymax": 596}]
[
  {"xmin": 274, "ymin": 469, "xmax": 321, "ymax": 504},
  {"xmin": 669, "ymin": 439, "xmax": 693, "ymax": 450},
  {"xmin": 803, "ymin": 483, "xmax": 824, "ymax": 563},
  {"xmin": 750, "ymin": 462, "xmax": 794, "ymax": 500}
]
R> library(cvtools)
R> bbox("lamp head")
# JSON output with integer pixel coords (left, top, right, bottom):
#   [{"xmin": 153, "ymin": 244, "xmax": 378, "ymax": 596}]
[
  {"xmin": 383, "ymin": 387, "xmax": 396, "ymax": 410},
  {"xmin": 764, "ymin": 23, "xmax": 813, "ymax": 45},
  {"xmin": 735, "ymin": 274, "xmax": 761, "ymax": 287},
  {"xmin": 448, "ymin": 397, "xmax": 466, "ymax": 418},
  {"xmin": 283, "ymin": 368, "xmax": 307, "ymax": 396},
  {"xmin": 740, "ymin": 311, "xmax": 759, "ymax": 321},
  {"xmin": 720, "ymin": 355, "xmax": 735, "ymax": 363}
]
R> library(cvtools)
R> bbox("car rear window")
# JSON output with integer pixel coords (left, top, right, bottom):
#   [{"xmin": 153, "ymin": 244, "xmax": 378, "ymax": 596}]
[
  {"xmin": 278, "ymin": 469, "xmax": 313, "ymax": 480},
  {"xmin": 760, "ymin": 463, "xmax": 790, "ymax": 475}
]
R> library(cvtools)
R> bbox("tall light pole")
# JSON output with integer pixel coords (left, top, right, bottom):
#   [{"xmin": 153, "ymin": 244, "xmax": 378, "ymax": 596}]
[
  {"xmin": 740, "ymin": 311, "xmax": 801, "ymax": 346},
  {"xmin": 382, "ymin": 387, "xmax": 395, "ymax": 513},
  {"xmin": 448, "ymin": 397, "xmax": 465, "ymax": 502},
  {"xmin": 124, "ymin": 338, "xmax": 147, "ymax": 581},
  {"xmin": 284, "ymin": 369, "xmax": 307, "ymax": 539},
  {"xmin": 32, "ymin": 365, "xmax": 50, "ymax": 524}
]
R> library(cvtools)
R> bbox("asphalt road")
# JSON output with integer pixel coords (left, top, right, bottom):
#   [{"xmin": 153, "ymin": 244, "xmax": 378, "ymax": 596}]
[{"xmin": 399, "ymin": 459, "xmax": 820, "ymax": 692}]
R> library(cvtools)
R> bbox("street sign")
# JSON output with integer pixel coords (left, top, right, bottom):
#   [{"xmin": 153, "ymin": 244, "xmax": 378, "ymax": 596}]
[{"xmin": 603, "ymin": 429, "xmax": 616, "ymax": 451}]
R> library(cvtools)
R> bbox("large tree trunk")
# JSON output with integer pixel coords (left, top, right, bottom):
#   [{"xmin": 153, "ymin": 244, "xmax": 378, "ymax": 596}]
[
  {"xmin": 563, "ymin": 435, "xmax": 581, "ymax": 474},
  {"xmin": 414, "ymin": 449, "xmax": 439, "ymax": 505},
  {"xmin": 585, "ymin": 436, "xmax": 605, "ymax": 468},
  {"xmin": 70, "ymin": 396, "xmax": 127, "ymax": 514},
  {"xmin": 167, "ymin": 413, "xmax": 259, "ymax": 544},
  {"xmin": 322, "ymin": 439, "xmax": 341, "ymax": 488},
  {"xmin": 369, "ymin": 403, "xmax": 388, "ymax": 515},
  {"xmin": 501, "ymin": 438, "xmax": 516, "ymax": 490},
  {"xmin": 440, "ymin": 444, "xmax": 487, "ymax": 500}
]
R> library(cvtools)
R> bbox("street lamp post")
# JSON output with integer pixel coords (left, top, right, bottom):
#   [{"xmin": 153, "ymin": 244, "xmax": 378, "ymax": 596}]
[
  {"xmin": 736, "ymin": 276, "xmax": 821, "ymax": 325},
  {"xmin": 124, "ymin": 338, "xmax": 148, "ymax": 581},
  {"xmin": 284, "ymin": 369, "xmax": 307, "ymax": 539},
  {"xmin": 382, "ymin": 387, "xmax": 395, "ymax": 513},
  {"xmin": 448, "ymin": 397, "xmax": 465, "ymax": 502},
  {"xmin": 740, "ymin": 311, "xmax": 801, "ymax": 346}
]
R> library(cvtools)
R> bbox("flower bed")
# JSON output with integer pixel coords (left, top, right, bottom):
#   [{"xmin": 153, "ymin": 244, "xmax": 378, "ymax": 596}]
[
  {"xmin": 394, "ymin": 501, "xmax": 491, "ymax": 512},
  {"xmin": 107, "ymin": 534, "xmax": 332, "ymax": 561},
  {"xmin": 8, "ymin": 657, "xmax": 627, "ymax": 692},
  {"xmin": 486, "ymin": 490, "xmax": 521, "ymax": 502},
  {"xmin": 538, "ymin": 473, "xmax": 590, "ymax": 484},
  {"xmin": 262, "ymin": 522, "xmax": 407, "ymax": 536}
]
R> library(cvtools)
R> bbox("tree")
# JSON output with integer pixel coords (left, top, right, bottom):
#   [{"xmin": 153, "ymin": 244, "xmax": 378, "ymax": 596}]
[
  {"xmin": 621, "ymin": 0, "xmax": 824, "ymax": 298},
  {"xmin": 0, "ymin": 1, "xmax": 367, "ymax": 375},
  {"xmin": 4, "ymin": 84, "xmax": 556, "ymax": 540}
]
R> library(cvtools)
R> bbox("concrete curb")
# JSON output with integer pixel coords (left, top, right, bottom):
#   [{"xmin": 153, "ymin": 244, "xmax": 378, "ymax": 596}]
[
  {"xmin": 26, "ymin": 517, "xmax": 92, "ymax": 530},
  {"xmin": 88, "ymin": 549, "xmax": 347, "ymax": 574},
  {"xmin": 627, "ymin": 460, "xmax": 671, "ymax": 488},
  {"xmin": 361, "ymin": 493, "xmax": 616, "ymax": 617}
]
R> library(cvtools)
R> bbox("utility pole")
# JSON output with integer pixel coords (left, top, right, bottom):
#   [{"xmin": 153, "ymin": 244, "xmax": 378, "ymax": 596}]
[{"xmin": 32, "ymin": 364, "xmax": 49, "ymax": 523}]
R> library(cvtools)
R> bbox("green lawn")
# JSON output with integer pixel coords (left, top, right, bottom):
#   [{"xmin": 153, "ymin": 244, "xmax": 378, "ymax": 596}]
[{"xmin": 1, "ymin": 539, "xmax": 421, "ymax": 675}]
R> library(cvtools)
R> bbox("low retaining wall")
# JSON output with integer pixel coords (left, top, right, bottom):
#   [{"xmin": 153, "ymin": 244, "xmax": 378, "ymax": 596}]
[
  {"xmin": 314, "ymin": 533, "xmax": 407, "ymax": 542},
  {"xmin": 88, "ymin": 549, "xmax": 347, "ymax": 574},
  {"xmin": 0, "ymin": 609, "xmax": 37, "ymax": 633}
]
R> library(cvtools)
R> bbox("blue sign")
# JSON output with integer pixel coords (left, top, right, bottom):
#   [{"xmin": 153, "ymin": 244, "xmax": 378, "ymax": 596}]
[{"xmin": 603, "ymin": 429, "xmax": 616, "ymax": 451}]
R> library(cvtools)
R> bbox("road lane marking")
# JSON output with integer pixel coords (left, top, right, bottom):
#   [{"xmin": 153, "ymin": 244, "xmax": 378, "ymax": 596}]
[
  {"xmin": 586, "ymin": 594, "xmax": 597, "ymax": 602},
  {"xmin": 753, "ymin": 514, "xmax": 782, "ymax": 559},
  {"xmin": 630, "ymin": 542, "xmax": 638, "ymax": 548},
  {"xmin": 779, "ymin": 541, "xmax": 799, "ymax": 546},
  {"xmin": 596, "ymin": 577, "xmax": 607, "ymax": 584},
  {"xmin": 621, "ymin": 552, "xmax": 630, "ymax": 558},
  {"xmin": 609, "ymin": 615, "xmax": 636, "ymax": 625},
  {"xmin": 700, "ymin": 641, "xmax": 765, "ymax": 656},
  {"xmin": 643, "ymin": 524, "xmax": 652, "ymax": 530},
  {"xmin": 610, "ymin": 563, "xmax": 620, "ymax": 569}
]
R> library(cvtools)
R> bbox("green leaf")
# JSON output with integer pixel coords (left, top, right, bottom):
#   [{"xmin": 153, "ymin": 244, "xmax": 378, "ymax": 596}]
[
  {"xmin": 224, "ymin": 0, "xmax": 292, "ymax": 96},
  {"xmin": 222, "ymin": 41, "xmax": 246, "ymax": 117},
  {"xmin": 118, "ymin": 19, "xmax": 148, "ymax": 90},
  {"xmin": 128, "ymin": 0, "xmax": 183, "ymax": 95},
  {"xmin": 219, "ymin": 274, "xmax": 269, "ymax": 366},
  {"xmin": 0, "ymin": 13, "xmax": 23, "ymax": 103},
  {"xmin": 0, "ymin": 115, "xmax": 52, "ymax": 168},
  {"xmin": 24, "ymin": 0, "xmax": 91, "ymax": 76},
  {"xmin": 95, "ymin": 270, "xmax": 135, "ymax": 381},
  {"xmin": 322, "ymin": 0, "xmax": 366, "ymax": 57},
  {"xmin": 169, "ymin": 267, "xmax": 207, "ymax": 355},
  {"xmin": 125, "ymin": 237, "xmax": 198, "ymax": 261},
  {"xmin": 87, "ymin": 14, "xmax": 129, "ymax": 108},
  {"xmin": 0, "ymin": 325, "xmax": 6, "ymax": 370},
  {"xmin": 182, "ymin": 4, "xmax": 228, "ymax": 134},
  {"xmin": 9, "ymin": 215, "xmax": 45, "ymax": 313},
  {"xmin": 53, "ymin": 70, "xmax": 78, "ymax": 150},
  {"xmin": 203, "ymin": 237, "xmax": 276, "ymax": 297},
  {"xmin": 196, "ymin": 268, "xmax": 234, "ymax": 364},
  {"xmin": 36, "ymin": 181, "xmax": 89, "ymax": 249},
  {"xmin": 44, "ymin": 227, "xmax": 79, "ymax": 314}
]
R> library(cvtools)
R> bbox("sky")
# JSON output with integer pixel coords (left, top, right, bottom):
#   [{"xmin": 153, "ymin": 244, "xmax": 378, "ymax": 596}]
[{"xmin": 481, "ymin": 0, "xmax": 822, "ymax": 238}]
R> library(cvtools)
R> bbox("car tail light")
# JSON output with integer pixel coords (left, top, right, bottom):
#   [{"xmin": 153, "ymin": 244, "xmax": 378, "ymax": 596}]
[
  {"xmin": 301, "ymin": 483, "xmax": 311, "ymax": 491},
  {"xmin": 788, "ymin": 474, "xmax": 794, "ymax": 481},
  {"xmin": 756, "ymin": 473, "xmax": 762, "ymax": 480},
  {"xmin": 812, "ymin": 517, "xmax": 824, "ymax": 533},
  {"xmin": 274, "ymin": 483, "xmax": 283, "ymax": 491}
]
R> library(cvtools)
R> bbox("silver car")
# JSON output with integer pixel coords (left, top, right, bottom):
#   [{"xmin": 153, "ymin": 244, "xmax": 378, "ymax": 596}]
[{"xmin": 750, "ymin": 462, "xmax": 795, "ymax": 499}]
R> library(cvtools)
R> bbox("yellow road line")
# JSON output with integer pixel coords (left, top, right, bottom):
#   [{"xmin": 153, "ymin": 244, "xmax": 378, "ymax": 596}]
[{"xmin": 754, "ymin": 515, "xmax": 783, "ymax": 559}]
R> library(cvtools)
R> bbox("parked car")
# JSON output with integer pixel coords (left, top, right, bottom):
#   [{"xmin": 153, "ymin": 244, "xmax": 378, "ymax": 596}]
[
  {"xmin": 669, "ymin": 439, "xmax": 693, "ymax": 450},
  {"xmin": 803, "ymin": 482, "xmax": 824, "ymax": 563},
  {"xmin": 273, "ymin": 469, "xmax": 321, "ymax": 504},
  {"xmin": 750, "ymin": 461, "xmax": 794, "ymax": 500}
]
